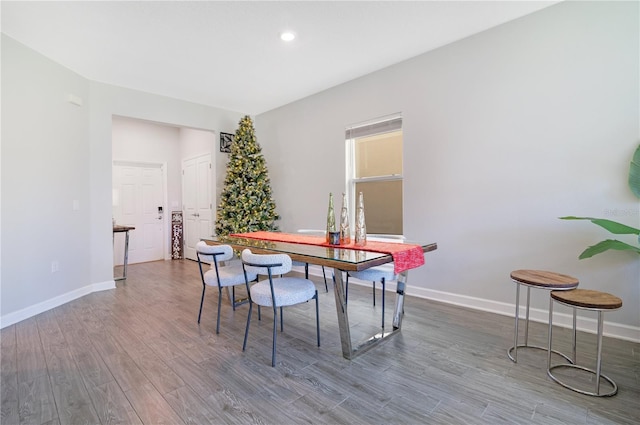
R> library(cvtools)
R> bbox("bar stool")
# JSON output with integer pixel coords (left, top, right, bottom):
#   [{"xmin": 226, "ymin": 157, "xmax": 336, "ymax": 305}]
[
  {"xmin": 547, "ymin": 289, "xmax": 622, "ymax": 397},
  {"xmin": 508, "ymin": 270, "xmax": 579, "ymax": 363}
]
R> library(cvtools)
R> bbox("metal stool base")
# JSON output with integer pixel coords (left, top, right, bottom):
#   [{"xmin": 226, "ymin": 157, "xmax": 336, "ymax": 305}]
[
  {"xmin": 548, "ymin": 364, "xmax": 617, "ymax": 397},
  {"xmin": 509, "ymin": 277, "xmax": 577, "ymax": 364},
  {"xmin": 508, "ymin": 344, "xmax": 573, "ymax": 364},
  {"xmin": 547, "ymin": 293, "xmax": 620, "ymax": 398}
]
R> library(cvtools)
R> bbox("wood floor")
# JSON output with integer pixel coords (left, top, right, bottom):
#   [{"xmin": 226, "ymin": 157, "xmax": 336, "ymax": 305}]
[{"xmin": 1, "ymin": 259, "xmax": 639, "ymax": 425}]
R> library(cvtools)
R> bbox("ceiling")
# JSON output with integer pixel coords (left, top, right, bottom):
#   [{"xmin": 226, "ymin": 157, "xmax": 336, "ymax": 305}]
[{"xmin": 2, "ymin": 1, "xmax": 558, "ymax": 115}]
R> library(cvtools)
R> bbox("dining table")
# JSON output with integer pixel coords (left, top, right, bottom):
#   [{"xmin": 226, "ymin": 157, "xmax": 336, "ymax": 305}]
[{"xmin": 202, "ymin": 232, "xmax": 437, "ymax": 360}]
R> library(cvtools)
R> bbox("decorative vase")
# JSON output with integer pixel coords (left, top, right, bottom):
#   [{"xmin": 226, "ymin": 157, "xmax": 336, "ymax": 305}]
[
  {"xmin": 326, "ymin": 193, "xmax": 336, "ymax": 243},
  {"xmin": 355, "ymin": 192, "xmax": 367, "ymax": 246},
  {"xmin": 339, "ymin": 193, "xmax": 351, "ymax": 244}
]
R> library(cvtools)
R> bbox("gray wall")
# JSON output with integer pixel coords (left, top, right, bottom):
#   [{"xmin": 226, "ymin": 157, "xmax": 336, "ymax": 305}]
[
  {"xmin": 256, "ymin": 1, "xmax": 639, "ymax": 337},
  {"xmin": 2, "ymin": 33, "xmax": 91, "ymax": 319},
  {"xmin": 1, "ymin": 2, "xmax": 638, "ymax": 339},
  {"xmin": 88, "ymin": 83, "xmax": 243, "ymax": 289},
  {"xmin": 1, "ymin": 34, "xmax": 243, "ymax": 325}
]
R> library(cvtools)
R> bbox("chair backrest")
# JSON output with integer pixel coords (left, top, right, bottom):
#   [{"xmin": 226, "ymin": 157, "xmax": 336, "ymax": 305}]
[
  {"xmin": 241, "ymin": 249, "xmax": 292, "ymax": 276},
  {"xmin": 196, "ymin": 241, "xmax": 234, "ymax": 262}
]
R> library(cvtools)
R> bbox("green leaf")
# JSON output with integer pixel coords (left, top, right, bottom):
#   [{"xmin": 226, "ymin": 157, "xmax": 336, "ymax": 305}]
[
  {"xmin": 630, "ymin": 144, "xmax": 640, "ymax": 198},
  {"xmin": 559, "ymin": 216, "xmax": 639, "ymax": 235},
  {"xmin": 579, "ymin": 239, "xmax": 640, "ymax": 259}
]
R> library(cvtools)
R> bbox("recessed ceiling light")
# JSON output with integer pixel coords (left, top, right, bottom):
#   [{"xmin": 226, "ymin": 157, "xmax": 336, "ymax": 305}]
[{"xmin": 280, "ymin": 31, "xmax": 295, "ymax": 42}]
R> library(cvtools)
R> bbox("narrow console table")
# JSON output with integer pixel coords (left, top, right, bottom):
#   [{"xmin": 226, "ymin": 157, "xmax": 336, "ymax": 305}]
[{"xmin": 113, "ymin": 224, "xmax": 135, "ymax": 281}]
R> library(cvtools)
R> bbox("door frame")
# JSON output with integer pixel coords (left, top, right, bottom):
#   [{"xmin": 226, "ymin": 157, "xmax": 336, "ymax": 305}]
[{"xmin": 112, "ymin": 159, "xmax": 169, "ymax": 261}]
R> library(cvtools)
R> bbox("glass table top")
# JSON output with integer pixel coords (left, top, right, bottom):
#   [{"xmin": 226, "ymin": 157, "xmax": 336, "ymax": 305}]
[{"xmin": 202, "ymin": 235, "xmax": 436, "ymax": 272}]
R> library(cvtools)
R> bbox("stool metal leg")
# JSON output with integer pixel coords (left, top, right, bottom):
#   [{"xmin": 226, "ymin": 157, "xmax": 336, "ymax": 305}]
[
  {"xmin": 572, "ymin": 308, "xmax": 577, "ymax": 363},
  {"xmin": 547, "ymin": 296, "xmax": 554, "ymax": 370},
  {"xmin": 547, "ymin": 303, "xmax": 617, "ymax": 397},
  {"xmin": 508, "ymin": 282, "xmax": 521, "ymax": 362},
  {"xmin": 596, "ymin": 311, "xmax": 603, "ymax": 395},
  {"xmin": 524, "ymin": 286, "xmax": 531, "ymax": 345},
  {"xmin": 510, "ymin": 282, "xmax": 574, "ymax": 364}
]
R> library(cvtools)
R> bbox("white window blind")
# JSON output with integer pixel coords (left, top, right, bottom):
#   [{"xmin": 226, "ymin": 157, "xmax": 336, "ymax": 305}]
[{"xmin": 346, "ymin": 116, "xmax": 403, "ymax": 140}]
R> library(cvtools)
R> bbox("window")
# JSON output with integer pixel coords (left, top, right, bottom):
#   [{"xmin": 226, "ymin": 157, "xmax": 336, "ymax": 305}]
[{"xmin": 346, "ymin": 115, "xmax": 403, "ymax": 235}]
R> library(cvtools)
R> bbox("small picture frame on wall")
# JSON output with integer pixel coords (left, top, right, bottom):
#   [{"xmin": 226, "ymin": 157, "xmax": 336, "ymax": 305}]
[{"xmin": 220, "ymin": 132, "xmax": 234, "ymax": 153}]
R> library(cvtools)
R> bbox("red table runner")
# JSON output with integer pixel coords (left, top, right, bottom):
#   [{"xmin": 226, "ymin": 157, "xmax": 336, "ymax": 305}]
[{"xmin": 230, "ymin": 231, "xmax": 425, "ymax": 274}]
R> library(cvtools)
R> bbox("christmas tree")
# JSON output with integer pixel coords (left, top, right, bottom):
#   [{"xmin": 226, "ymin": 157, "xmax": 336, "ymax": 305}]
[{"xmin": 215, "ymin": 115, "xmax": 280, "ymax": 235}]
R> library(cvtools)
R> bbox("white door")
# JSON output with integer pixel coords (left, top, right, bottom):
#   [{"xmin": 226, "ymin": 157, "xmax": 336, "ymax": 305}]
[
  {"xmin": 113, "ymin": 163, "xmax": 165, "ymax": 264},
  {"xmin": 183, "ymin": 154, "xmax": 213, "ymax": 260}
]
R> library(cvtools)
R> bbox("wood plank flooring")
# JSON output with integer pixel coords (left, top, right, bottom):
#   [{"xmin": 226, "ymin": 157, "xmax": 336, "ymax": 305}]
[{"xmin": 1, "ymin": 259, "xmax": 639, "ymax": 424}]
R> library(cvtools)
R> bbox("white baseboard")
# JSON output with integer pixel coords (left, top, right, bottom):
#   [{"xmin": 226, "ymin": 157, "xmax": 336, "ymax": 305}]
[
  {"xmin": 92, "ymin": 280, "xmax": 117, "ymax": 292},
  {"xmin": 305, "ymin": 265, "xmax": 640, "ymax": 343},
  {"xmin": 0, "ymin": 280, "xmax": 116, "ymax": 329}
]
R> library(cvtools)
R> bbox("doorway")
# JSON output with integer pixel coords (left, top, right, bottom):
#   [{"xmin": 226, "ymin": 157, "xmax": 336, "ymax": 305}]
[
  {"xmin": 112, "ymin": 115, "xmax": 219, "ymax": 264},
  {"xmin": 112, "ymin": 161, "xmax": 165, "ymax": 265}
]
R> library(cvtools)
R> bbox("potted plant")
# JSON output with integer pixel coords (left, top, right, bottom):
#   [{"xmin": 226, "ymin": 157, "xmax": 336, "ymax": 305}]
[{"xmin": 560, "ymin": 144, "xmax": 640, "ymax": 259}]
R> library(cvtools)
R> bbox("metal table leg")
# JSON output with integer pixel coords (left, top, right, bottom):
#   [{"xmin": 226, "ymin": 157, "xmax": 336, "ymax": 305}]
[
  {"xmin": 115, "ymin": 230, "xmax": 130, "ymax": 281},
  {"xmin": 333, "ymin": 267, "xmax": 406, "ymax": 359},
  {"xmin": 392, "ymin": 271, "xmax": 408, "ymax": 329}
]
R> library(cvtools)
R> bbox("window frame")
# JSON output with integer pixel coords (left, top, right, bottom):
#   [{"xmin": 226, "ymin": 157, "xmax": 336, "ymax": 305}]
[{"xmin": 345, "ymin": 114, "xmax": 403, "ymax": 236}]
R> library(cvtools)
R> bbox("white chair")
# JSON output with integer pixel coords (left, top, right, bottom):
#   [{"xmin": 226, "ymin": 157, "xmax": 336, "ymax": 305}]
[
  {"xmin": 345, "ymin": 235, "xmax": 405, "ymax": 331},
  {"xmin": 241, "ymin": 249, "xmax": 320, "ymax": 367},
  {"xmin": 292, "ymin": 229, "xmax": 329, "ymax": 292},
  {"xmin": 196, "ymin": 241, "xmax": 257, "ymax": 334}
]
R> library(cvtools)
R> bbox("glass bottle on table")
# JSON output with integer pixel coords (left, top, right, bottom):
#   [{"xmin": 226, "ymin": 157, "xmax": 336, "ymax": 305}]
[
  {"xmin": 326, "ymin": 193, "xmax": 336, "ymax": 243},
  {"xmin": 355, "ymin": 192, "xmax": 367, "ymax": 246},
  {"xmin": 339, "ymin": 192, "xmax": 351, "ymax": 244}
]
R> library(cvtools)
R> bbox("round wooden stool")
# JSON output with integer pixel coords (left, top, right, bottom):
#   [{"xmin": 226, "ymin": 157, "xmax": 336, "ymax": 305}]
[
  {"xmin": 508, "ymin": 270, "xmax": 579, "ymax": 363},
  {"xmin": 547, "ymin": 289, "xmax": 622, "ymax": 397}
]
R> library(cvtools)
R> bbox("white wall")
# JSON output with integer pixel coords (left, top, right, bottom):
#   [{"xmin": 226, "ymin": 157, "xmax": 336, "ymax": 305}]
[
  {"xmin": 256, "ymin": 1, "xmax": 639, "ymax": 338},
  {"xmin": 112, "ymin": 116, "xmax": 182, "ymax": 259},
  {"xmin": 180, "ymin": 127, "xmax": 215, "ymax": 160},
  {"xmin": 112, "ymin": 119, "xmax": 224, "ymax": 259},
  {"xmin": 89, "ymin": 83, "xmax": 243, "ymax": 295},
  {"xmin": 1, "ymin": 34, "xmax": 92, "ymax": 323},
  {"xmin": 1, "ymin": 34, "xmax": 244, "ymax": 326},
  {"xmin": 2, "ymin": 2, "xmax": 637, "ymax": 340}
]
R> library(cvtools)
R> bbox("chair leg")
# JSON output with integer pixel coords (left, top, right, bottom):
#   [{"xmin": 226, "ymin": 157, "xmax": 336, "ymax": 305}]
[
  {"xmin": 315, "ymin": 290, "xmax": 320, "ymax": 347},
  {"xmin": 272, "ymin": 307, "xmax": 278, "ymax": 367},
  {"xmin": 231, "ymin": 286, "xmax": 236, "ymax": 311},
  {"xmin": 304, "ymin": 263, "xmax": 309, "ymax": 279},
  {"xmin": 280, "ymin": 307, "xmax": 284, "ymax": 332},
  {"xmin": 381, "ymin": 278, "xmax": 386, "ymax": 330},
  {"xmin": 197, "ymin": 285, "xmax": 206, "ymax": 323},
  {"xmin": 243, "ymin": 302, "xmax": 253, "ymax": 352},
  {"xmin": 216, "ymin": 287, "xmax": 223, "ymax": 334},
  {"xmin": 322, "ymin": 267, "xmax": 328, "ymax": 292},
  {"xmin": 372, "ymin": 281, "xmax": 376, "ymax": 306}
]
